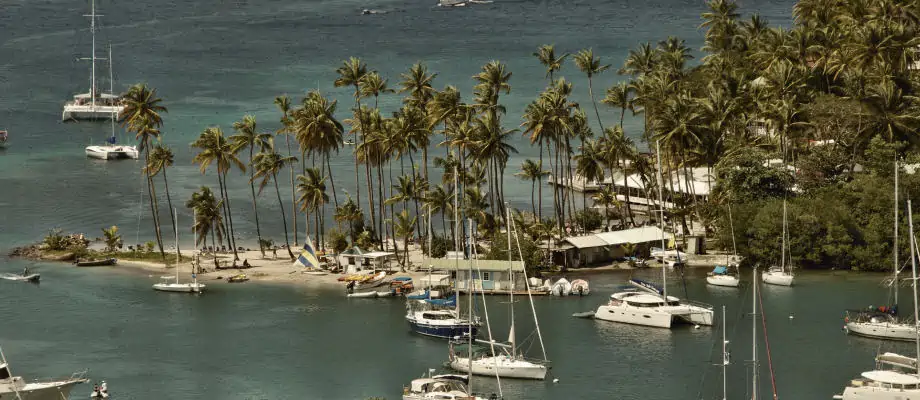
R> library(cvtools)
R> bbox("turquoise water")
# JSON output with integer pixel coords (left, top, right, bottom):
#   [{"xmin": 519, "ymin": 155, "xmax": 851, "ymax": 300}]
[{"xmin": 4, "ymin": 0, "xmax": 901, "ymax": 399}]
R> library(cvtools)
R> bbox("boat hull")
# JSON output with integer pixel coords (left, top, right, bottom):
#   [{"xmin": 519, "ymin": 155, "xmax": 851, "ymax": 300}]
[
  {"xmin": 838, "ymin": 386, "xmax": 920, "ymax": 400},
  {"xmin": 762, "ymin": 271, "xmax": 794, "ymax": 286},
  {"xmin": 152, "ymin": 283, "xmax": 205, "ymax": 293},
  {"xmin": 593, "ymin": 304, "xmax": 673, "ymax": 328},
  {"xmin": 407, "ymin": 320, "xmax": 478, "ymax": 339},
  {"xmin": 449, "ymin": 357, "xmax": 547, "ymax": 380},
  {"xmin": 62, "ymin": 105, "xmax": 125, "ymax": 122},
  {"xmin": 0, "ymin": 379, "xmax": 83, "ymax": 400},
  {"xmin": 706, "ymin": 275, "xmax": 740, "ymax": 287},
  {"xmin": 845, "ymin": 321, "xmax": 918, "ymax": 341}
]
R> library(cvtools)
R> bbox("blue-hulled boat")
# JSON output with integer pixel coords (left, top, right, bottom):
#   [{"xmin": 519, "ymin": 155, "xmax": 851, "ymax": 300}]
[{"xmin": 406, "ymin": 307, "xmax": 480, "ymax": 339}]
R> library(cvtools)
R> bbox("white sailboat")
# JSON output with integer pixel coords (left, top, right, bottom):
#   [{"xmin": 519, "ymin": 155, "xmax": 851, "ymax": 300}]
[
  {"xmin": 0, "ymin": 345, "xmax": 88, "ymax": 400},
  {"xmin": 153, "ymin": 209, "xmax": 205, "ymax": 293},
  {"xmin": 763, "ymin": 199, "xmax": 794, "ymax": 286},
  {"xmin": 846, "ymin": 162, "xmax": 916, "ymax": 341},
  {"xmin": 834, "ymin": 199, "xmax": 920, "ymax": 399},
  {"xmin": 707, "ymin": 204, "xmax": 741, "ymax": 288},
  {"xmin": 402, "ymin": 370, "xmax": 489, "ymax": 400},
  {"xmin": 85, "ymin": 47, "xmax": 138, "ymax": 160},
  {"xmin": 448, "ymin": 215, "xmax": 550, "ymax": 380},
  {"xmin": 62, "ymin": 0, "xmax": 126, "ymax": 122},
  {"xmin": 594, "ymin": 141, "xmax": 714, "ymax": 328}
]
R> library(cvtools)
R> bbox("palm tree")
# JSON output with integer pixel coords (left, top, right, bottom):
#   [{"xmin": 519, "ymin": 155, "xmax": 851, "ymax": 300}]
[
  {"xmin": 274, "ymin": 95, "xmax": 298, "ymax": 246},
  {"xmin": 231, "ymin": 115, "xmax": 272, "ymax": 258},
  {"xmin": 602, "ymin": 81, "xmax": 634, "ymax": 129},
  {"xmin": 186, "ymin": 186, "xmax": 225, "ymax": 260},
  {"xmin": 425, "ymin": 184, "xmax": 452, "ymax": 237},
  {"xmin": 515, "ymin": 159, "xmax": 548, "ymax": 218},
  {"xmin": 145, "ymin": 144, "xmax": 179, "ymax": 256},
  {"xmin": 297, "ymin": 167, "xmax": 329, "ymax": 250},
  {"xmin": 122, "ymin": 83, "xmax": 168, "ymax": 258},
  {"xmin": 101, "ymin": 225, "xmax": 122, "ymax": 252},
  {"xmin": 252, "ymin": 148, "xmax": 298, "ymax": 260},
  {"xmin": 574, "ymin": 139, "xmax": 606, "ymax": 219},
  {"xmin": 334, "ymin": 195, "xmax": 363, "ymax": 241},
  {"xmin": 592, "ymin": 186, "xmax": 619, "ymax": 231},
  {"xmin": 390, "ymin": 209, "xmax": 417, "ymax": 269},
  {"xmin": 574, "ymin": 48, "xmax": 611, "ymax": 131},
  {"xmin": 334, "ymin": 57, "xmax": 369, "ymax": 208},
  {"xmin": 400, "ymin": 63, "xmax": 438, "ymax": 184},
  {"xmin": 191, "ymin": 126, "xmax": 245, "ymax": 261},
  {"xmin": 533, "ymin": 44, "xmax": 569, "ymax": 82},
  {"xmin": 864, "ymin": 79, "xmax": 920, "ymax": 143}
]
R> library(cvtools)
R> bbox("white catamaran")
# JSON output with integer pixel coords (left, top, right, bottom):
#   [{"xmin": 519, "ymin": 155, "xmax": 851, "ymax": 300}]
[
  {"xmin": 834, "ymin": 200, "xmax": 920, "ymax": 400},
  {"xmin": 62, "ymin": 0, "xmax": 126, "ymax": 122},
  {"xmin": 845, "ymin": 162, "xmax": 916, "ymax": 341}
]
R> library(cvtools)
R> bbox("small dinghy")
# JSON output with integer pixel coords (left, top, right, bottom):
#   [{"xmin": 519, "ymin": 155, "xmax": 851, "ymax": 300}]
[
  {"xmin": 75, "ymin": 258, "xmax": 117, "ymax": 267},
  {"xmin": 227, "ymin": 274, "xmax": 249, "ymax": 283},
  {"xmin": 550, "ymin": 278, "xmax": 572, "ymax": 296},
  {"xmin": 1, "ymin": 273, "xmax": 40, "ymax": 283},
  {"xmin": 346, "ymin": 291, "xmax": 378, "ymax": 298},
  {"xmin": 90, "ymin": 380, "xmax": 109, "ymax": 398},
  {"xmin": 302, "ymin": 269, "xmax": 328, "ymax": 276},
  {"xmin": 572, "ymin": 311, "xmax": 596, "ymax": 319},
  {"xmin": 571, "ymin": 279, "xmax": 590, "ymax": 296}
]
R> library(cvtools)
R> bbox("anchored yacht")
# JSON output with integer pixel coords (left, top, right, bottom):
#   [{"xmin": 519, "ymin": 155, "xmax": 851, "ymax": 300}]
[
  {"xmin": 594, "ymin": 279, "xmax": 714, "ymax": 328},
  {"xmin": 62, "ymin": 0, "xmax": 125, "ymax": 122}
]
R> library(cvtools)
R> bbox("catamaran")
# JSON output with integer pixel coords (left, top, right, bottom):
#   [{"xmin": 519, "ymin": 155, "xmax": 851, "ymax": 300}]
[
  {"xmin": 153, "ymin": 209, "xmax": 205, "ymax": 293},
  {"xmin": 763, "ymin": 199, "xmax": 794, "ymax": 286},
  {"xmin": 0, "ymin": 345, "xmax": 88, "ymax": 400},
  {"xmin": 845, "ymin": 162, "xmax": 916, "ymax": 341},
  {"xmin": 594, "ymin": 141, "xmax": 714, "ymax": 328},
  {"xmin": 834, "ymin": 200, "xmax": 920, "ymax": 399},
  {"xmin": 448, "ymin": 213, "xmax": 550, "ymax": 380},
  {"xmin": 62, "ymin": 0, "xmax": 125, "ymax": 122}
]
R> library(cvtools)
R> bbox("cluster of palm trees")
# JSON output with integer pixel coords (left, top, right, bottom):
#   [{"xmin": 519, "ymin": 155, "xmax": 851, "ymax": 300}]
[{"xmin": 124, "ymin": 0, "xmax": 920, "ymax": 266}]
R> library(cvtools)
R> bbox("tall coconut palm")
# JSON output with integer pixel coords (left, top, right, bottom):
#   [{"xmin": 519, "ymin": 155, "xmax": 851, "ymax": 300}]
[
  {"xmin": 390, "ymin": 209, "xmax": 417, "ymax": 269},
  {"xmin": 574, "ymin": 48, "xmax": 611, "ymax": 132},
  {"xmin": 186, "ymin": 186, "xmax": 225, "ymax": 251},
  {"xmin": 592, "ymin": 185, "xmax": 619, "ymax": 231},
  {"xmin": 334, "ymin": 195, "xmax": 363, "ymax": 242},
  {"xmin": 145, "ymin": 144, "xmax": 179, "ymax": 256},
  {"xmin": 400, "ymin": 63, "xmax": 438, "ymax": 183},
  {"xmin": 602, "ymin": 81, "xmax": 634, "ymax": 129},
  {"xmin": 122, "ymin": 83, "xmax": 168, "ymax": 258},
  {"xmin": 425, "ymin": 184, "xmax": 452, "ymax": 237},
  {"xmin": 252, "ymin": 148, "xmax": 298, "ymax": 260},
  {"xmin": 574, "ymin": 139, "xmax": 606, "ymax": 220},
  {"xmin": 231, "ymin": 115, "xmax": 272, "ymax": 258},
  {"xmin": 533, "ymin": 44, "xmax": 569, "ymax": 82},
  {"xmin": 297, "ymin": 167, "xmax": 329, "ymax": 250},
  {"xmin": 334, "ymin": 57, "xmax": 369, "ymax": 208},
  {"xmin": 515, "ymin": 159, "xmax": 548, "ymax": 218},
  {"xmin": 274, "ymin": 95, "xmax": 298, "ymax": 246},
  {"xmin": 191, "ymin": 126, "xmax": 245, "ymax": 261}
]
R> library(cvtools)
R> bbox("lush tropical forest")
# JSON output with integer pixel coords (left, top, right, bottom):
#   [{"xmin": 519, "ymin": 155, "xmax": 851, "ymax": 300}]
[{"xmin": 118, "ymin": 0, "xmax": 920, "ymax": 272}]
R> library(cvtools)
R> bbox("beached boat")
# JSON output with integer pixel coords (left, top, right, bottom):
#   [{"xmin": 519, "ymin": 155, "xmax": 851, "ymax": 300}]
[
  {"xmin": 227, "ymin": 274, "xmax": 249, "ymax": 283},
  {"xmin": 0, "ymin": 345, "xmax": 88, "ymax": 400},
  {"xmin": 62, "ymin": 0, "xmax": 125, "ymax": 122},
  {"xmin": 153, "ymin": 210, "xmax": 205, "ymax": 294},
  {"xmin": 550, "ymin": 278, "xmax": 572, "ymax": 296},
  {"xmin": 75, "ymin": 258, "xmax": 117, "ymax": 267},
  {"xmin": 355, "ymin": 271, "xmax": 388, "ymax": 289},
  {"xmin": 571, "ymin": 279, "xmax": 590, "ymax": 296}
]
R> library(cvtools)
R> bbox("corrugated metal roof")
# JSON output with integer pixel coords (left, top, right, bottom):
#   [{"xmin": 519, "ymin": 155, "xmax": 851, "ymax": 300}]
[
  {"xmin": 594, "ymin": 226, "xmax": 670, "ymax": 245},
  {"xmin": 427, "ymin": 258, "xmax": 525, "ymax": 272},
  {"xmin": 562, "ymin": 235, "xmax": 609, "ymax": 249}
]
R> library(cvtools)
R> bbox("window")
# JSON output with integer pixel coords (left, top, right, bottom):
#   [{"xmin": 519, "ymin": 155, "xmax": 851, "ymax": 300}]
[{"xmin": 482, "ymin": 272, "xmax": 491, "ymax": 281}]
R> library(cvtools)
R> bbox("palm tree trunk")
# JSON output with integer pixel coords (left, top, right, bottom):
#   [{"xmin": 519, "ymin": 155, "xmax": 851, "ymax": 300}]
[
  {"xmin": 354, "ymin": 90, "xmax": 363, "ymax": 211},
  {"xmin": 326, "ymin": 153, "xmax": 339, "ymax": 208},
  {"xmin": 143, "ymin": 140, "xmax": 165, "ymax": 259},
  {"xmin": 377, "ymin": 162, "xmax": 385, "ymax": 245},
  {"xmin": 408, "ymin": 151, "xmax": 422, "ymax": 238},
  {"xmin": 588, "ymin": 77, "xmax": 604, "ymax": 132},
  {"xmin": 538, "ymin": 142, "xmax": 544, "ymax": 221},
  {"xmin": 623, "ymin": 168, "xmax": 635, "ymax": 227},
  {"xmin": 249, "ymin": 147, "xmax": 265, "ymax": 258},
  {"xmin": 274, "ymin": 174, "xmax": 296, "ymax": 260},
  {"xmin": 161, "ymin": 167, "xmax": 180, "ymax": 257},
  {"xmin": 366, "ymin": 153, "xmax": 376, "ymax": 239},
  {"xmin": 530, "ymin": 179, "xmax": 537, "ymax": 217},
  {"xmin": 220, "ymin": 172, "xmax": 240, "ymax": 261},
  {"xmin": 286, "ymin": 133, "xmax": 297, "ymax": 247}
]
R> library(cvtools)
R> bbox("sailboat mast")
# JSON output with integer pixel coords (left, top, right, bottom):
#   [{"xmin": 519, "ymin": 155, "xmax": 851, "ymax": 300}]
[
  {"xmin": 89, "ymin": 0, "xmax": 97, "ymax": 108},
  {"xmin": 906, "ymin": 199, "xmax": 919, "ymax": 379},
  {"xmin": 895, "ymin": 161, "xmax": 900, "ymax": 307},
  {"xmin": 467, "ymin": 218, "xmax": 474, "ymax": 389},
  {"xmin": 722, "ymin": 305, "xmax": 727, "ymax": 400},
  {"xmin": 175, "ymin": 208, "xmax": 179, "ymax": 284},
  {"xmin": 655, "ymin": 140, "xmax": 667, "ymax": 300},
  {"xmin": 108, "ymin": 44, "xmax": 114, "ymax": 94},
  {"xmin": 454, "ymin": 166, "xmax": 460, "ymax": 315},
  {"xmin": 507, "ymin": 205, "xmax": 515, "ymax": 357},
  {"xmin": 752, "ymin": 267, "xmax": 759, "ymax": 400},
  {"xmin": 781, "ymin": 200, "xmax": 787, "ymax": 273}
]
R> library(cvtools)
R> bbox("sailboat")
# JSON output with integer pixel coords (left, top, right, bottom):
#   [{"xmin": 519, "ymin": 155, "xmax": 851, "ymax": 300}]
[
  {"xmin": 153, "ymin": 209, "xmax": 205, "ymax": 293},
  {"xmin": 762, "ymin": 199, "xmax": 794, "ymax": 286},
  {"xmin": 62, "ymin": 0, "xmax": 126, "ymax": 122},
  {"xmin": 406, "ymin": 206, "xmax": 480, "ymax": 339},
  {"xmin": 401, "ymin": 369, "xmax": 491, "ymax": 400},
  {"xmin": 834, "ymin": 199, "xmax": 920, "ymax": 399},
  {"xmin": 85, "ymin": 48, "xmax": 138, "ymax": 160},
  {"xmin": 594, "ymin": 141, "xmax": 714, "ymax": 328},
  {"xmin": 0, "ymin": 345, "xmax": 88, "ymax": 399},
  {"xmin": 845, "ymin": 162, "xmax": 915, "ymax": 341},
  {"xmin": 707, "ymin": 204, "xmax": 741, "ymax": 287},
  {"xmin": 448, "ymin": 212, "xmax": 550, "ymax": 380}
]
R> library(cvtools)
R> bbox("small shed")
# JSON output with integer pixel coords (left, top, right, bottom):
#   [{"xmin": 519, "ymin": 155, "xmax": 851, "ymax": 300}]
[
  {"xmin": 428, "ymin": 258, "xmax": 526, "ymax": 293},
  {"xmin": 557, "ymin": 226, "xmax": 673, "ymax": 268},
  {"xmin": 340, "ymin": 247, "xmax": 397, "ymax": 273}
]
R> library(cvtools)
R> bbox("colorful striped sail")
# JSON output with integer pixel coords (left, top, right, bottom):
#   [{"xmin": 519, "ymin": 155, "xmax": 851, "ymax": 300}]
[{"xmin": 293, "ymin": 237, "xmax": 320, "ymax": 269}]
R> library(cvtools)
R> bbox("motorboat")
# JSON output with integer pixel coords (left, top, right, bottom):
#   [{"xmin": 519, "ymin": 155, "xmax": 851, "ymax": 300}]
[
  {"xmin": 227, "ymin": 274, "xmax": 249, "ymax": 283},
  {"xmin": 594, "ymin": 279, "xmax": 714, "ymax": 328},
  {"xmin": 90, "ymin": 380, "xmax": 109, "ymax": 398},
  {"xmin": 75, "ymin": 258, "xmax": 117, "ymax": 267},
  {"xmin": 845, "ymin": 310, "xmax": 917, "ymax": 341},
  {"xmin": 834, "ymin": 353, "xmax": 920, "ymax": 399},
  {"xmin": 438, "ymin": 0, "xmax": 468, "ymax": 6},
  {"xmin": 402, "ymin": 371, "xmax": 489, "ymax": 400},
  {"xmin": 0, "ymin": 346, "xmax": 88, "ymax": 399},
  {"xmin": 406, "ymin": 299, "xmax": 480, "ymax": 339},
  {"xmin": 85, "ymin": 144, "xmax": 139, "ymax": 160},
  {"xmin": 346, "ymin": 291, "xmax": 378, "ymax": 298},
  {"xmin": 0, "ymin": 268, "xmax": 40, "ymax": 283},
  {"xmin": 62, "ymin": 2, "xmax": 125, "ymax": 122},
  {"xmin": 549, "ymin": 278, "xmax": 572, "ymax": 296},
  {"xmin": 706, "ymin": 265, "xmax": 740, "ymax": 287},
  {"xmin": 571, "ymin": 279, "xmax": 590, "ymax": 296}
]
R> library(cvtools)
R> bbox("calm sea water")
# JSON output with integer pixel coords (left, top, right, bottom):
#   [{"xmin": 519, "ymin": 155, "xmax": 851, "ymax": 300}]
[{"xmin": 5, "ymin": 0, "xmax": 894, "ymax": 399}]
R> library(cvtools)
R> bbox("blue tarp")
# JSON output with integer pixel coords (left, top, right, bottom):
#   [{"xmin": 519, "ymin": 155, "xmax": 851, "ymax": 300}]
[
  {"xmin": 426, "ymin": 295, "xmax": 457, "ymax": 307},
  {"xmin": 712, "ymin": 266, "xmax": 727, "ymax": 274},
  {"xmin": 393, "ymin": 277, "xmax": 412, "ymax": 282}
]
